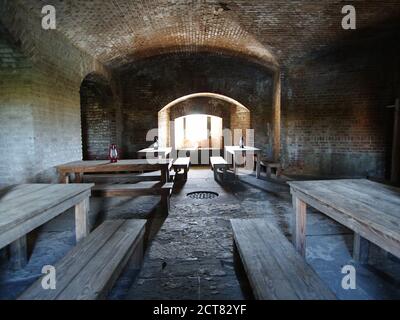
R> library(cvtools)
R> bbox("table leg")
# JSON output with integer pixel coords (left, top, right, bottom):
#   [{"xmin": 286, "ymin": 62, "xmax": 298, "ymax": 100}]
[
  {"xmin": 74, "ymin": 172, "xmax": 82, "ymax": 183},
  {"xmin": 233, "ymin": 153, "xmax": 237, "ymax": 177},
  {"xmin": 9, "ymin": 236, "xmax": 28, "ymax": 269},
  {"xmin": 256, "ymin": 152, "xmax": 261, "ymax": 179},
  {"xmin": 353, "ymin": 233, "xmax": 370, "ymax": 264},
  {"xmin": 161, "ymin": 168, "xmax": 169, "ymax": 183},
  {"xmin": 75, "ymin": 198, "xmax": 89, "ymax": 243},
  {"xmin": 293, "ymin": 195, "xmax": 307, "ymax": 257},
  {"xmin": 59, "ymin": 171, "xmax": 69, "ymax": 184}
]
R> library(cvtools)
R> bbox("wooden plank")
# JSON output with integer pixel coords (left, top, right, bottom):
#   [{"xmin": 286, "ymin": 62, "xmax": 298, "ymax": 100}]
[
  {"xmin": 0, "ymin": 184, "xmax": 51, "ymax": 203},
  {"xmin": 56, "ymin": 220, "xmax": 146, "ymax": 300},
  {"xmin": 92, "ymin": 181, "xmax": 168, "ymax": 198},
  {"xmin": 255, "ymin": 220, "xmax": 335, "ymax": 299},
  {"xmin": 9, "ymin": 236, "xmax": 27, "ymax": 269},
  {"xmin": 294, "ymin": 196, "xmax": 307, "ymax": 257},
  {"xmin": 0, "ymin": 185, "xmax": 94, "ymax": 240},
  {"xmin": 288, "ymin": 180, "xmax": 400, "ymax": 243},
  {"xmin": 290, "ymin": 188, "xmax": 400, "ymax": 258},
  {"xmin": 326, "ymin": 180, "xmax": 400, "ymax": 215},
  {"xmin": 57, "ymin": 160, "xmax": 172, "ymax": 174},
  {"xmin": 0, "ymin": 189, "xmax": 92, "ymax": 250},
  {"xmin": 83, "ymin": 173, "xmax": 162, "ymax": 183},
  {"xmin": 231, "ymin": 219, "xmax": 335, "ymax": 300},
  {"xmin": 19, "ymin": 220, "xmax": 126, "ymax": 300},
  {"xmin": 353, "ymin": 233, "xmax": 370, "ymax": 264},
  {"xmin": 173, "ymin": 157, "xmax": 190, "ymax": 167},
  {"xmin": 210, "ymin": 157, "xmax": 228, "ymax": 166},
  {"xmin": 0, "ymin": 184, "xmax": 94, "ymax": 233},
  {"xmin": 75, "ymin": 198, "xmax": 90, "ymax": 243}
]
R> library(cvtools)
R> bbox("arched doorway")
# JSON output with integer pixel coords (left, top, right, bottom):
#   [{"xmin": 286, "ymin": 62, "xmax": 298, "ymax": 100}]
[{"xmin": 158, "ymin": 92, "xmax": 251, "ymax": 148}]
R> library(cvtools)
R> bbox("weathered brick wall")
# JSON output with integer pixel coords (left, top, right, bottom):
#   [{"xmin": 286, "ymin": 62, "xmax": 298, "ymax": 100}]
[
  {"xmin": 281, "ymin": 33, "xmax": 400, "ymax": 178},
  {"xmin": 81, "ymin": 76, "xmax": 117, "ymax": 160},
  {"xmin": 118, "ymin": 52, "xmax": 274, "ymax": 158},
  {"xmin": 0, "ymin": 26, "xmax": 34, "ymax": 185},
  {"xmin": 0, "ymin": 2, "xmax": 110, "ymax": 184}
]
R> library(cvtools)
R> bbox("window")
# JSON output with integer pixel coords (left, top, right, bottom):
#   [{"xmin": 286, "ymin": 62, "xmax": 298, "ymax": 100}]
[{"xmin": 175, "ymin": 114, "xmax": 222, "ymax": 149}]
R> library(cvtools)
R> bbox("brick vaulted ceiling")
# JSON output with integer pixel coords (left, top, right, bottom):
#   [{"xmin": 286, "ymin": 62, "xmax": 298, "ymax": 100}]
[{"xmin": 12, "ymin": 0, "xmax": 400, "ymax": 71}]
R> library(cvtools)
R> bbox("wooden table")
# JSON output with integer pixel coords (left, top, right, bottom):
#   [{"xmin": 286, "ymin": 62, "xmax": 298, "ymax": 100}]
[
  {"xmin": 0, "ymin": 184, "xmax": 93, "ymax": 268},
  {"xmin": 137, "ymin": 147, "xmax": 172, "ymax": 159},
  {"xmin": 57, "ymin": 159, "xmax": 172, "ymax": 184},
  {"xmin": 288, "ymin": 179, "xmax": 400, "ymax": 261},
  {"xmin": 224, "ymin": 146, "xmax": 261, "ymax": 179}
]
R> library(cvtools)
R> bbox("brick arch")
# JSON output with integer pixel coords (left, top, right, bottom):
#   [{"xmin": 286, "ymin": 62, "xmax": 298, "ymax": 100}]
[
  {"xmin": 158, "ymin": 93, "xmax": 251, "ymax": 148},
  {"xmin": 119, "ymin": 51, "xmax": 281, "ymax": 160},
  {"xmin": 80, "ymin": 73, "xmax": 116, "ymax": 160}
]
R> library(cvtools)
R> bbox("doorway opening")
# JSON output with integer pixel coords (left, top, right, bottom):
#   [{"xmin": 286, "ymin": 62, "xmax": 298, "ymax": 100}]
[{"xmin": 174, "ymin": 114, "xmax": 223, "ymax": 149}]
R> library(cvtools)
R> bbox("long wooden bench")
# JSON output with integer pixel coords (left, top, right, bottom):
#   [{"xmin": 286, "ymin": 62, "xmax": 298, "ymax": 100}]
[
  {"xmin": 92, "ymin": 181, "xmax": 173, "ymax": 213},
  {"xmin": 19, "ymin": 219, "xmax": 146, "ymax": 300},
  {"xmin": 172, "ymin": 157, "xmax": 191, "ymax": 181},
  {"xmin": 210, "ymin": 156, "xmax": 229, "ymax": 181},
  {"xmin": 231, "ymin": 218, "xmax": 336, "ymax": 300},
  {"xmin": 83, "ymin": 172, "xmax": 166, "ymax": 184}
]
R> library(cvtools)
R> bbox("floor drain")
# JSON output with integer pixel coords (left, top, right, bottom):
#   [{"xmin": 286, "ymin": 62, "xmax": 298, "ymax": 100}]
[{"xmin": 187, "ymin": 191, "xmax": 219, "ymax": 200}]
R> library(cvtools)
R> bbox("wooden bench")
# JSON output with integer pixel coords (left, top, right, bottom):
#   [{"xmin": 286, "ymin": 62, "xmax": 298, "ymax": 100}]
[
  {"xmin": 260, "ymin": 158, "xmax": 282, "ymax": 178},
  {"xmin": 231, "ymin": 218, "xmax": 336, "ymax": 300},
  {"xmin": 172, "ymin": 157, "xmax": 191, "ymax": 181},
  {"xmin": 210, "ymin": 157, "xmax": 229, "ymax": 181},
  {"xmin": 83, "ymin": 171, "xmax": 170, "ymax": 184},
  {"xmin": 92, "ymin": 181, "xmax": 173, "ymax": 214},
  {"xmin": 19, "ymin": 219, "xmax": 146, "ymax": 300}
]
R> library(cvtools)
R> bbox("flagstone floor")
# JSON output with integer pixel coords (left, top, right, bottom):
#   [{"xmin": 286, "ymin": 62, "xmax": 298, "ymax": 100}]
[{"xmin": 1, "ymin": 168, "xmax": 399, "ymax": 300}]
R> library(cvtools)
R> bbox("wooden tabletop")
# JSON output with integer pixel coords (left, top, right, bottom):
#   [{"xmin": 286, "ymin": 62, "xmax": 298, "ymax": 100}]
[
  {"xmin": 0, "ymin": 184, "xmax": 94, "ymax": 248},
  {"xmin": 288, "ymin": 179, "xmax": 400, "ymax": 243},
  {"xmin": 57, "ymin": 159, "xmax": 172, "ymax": 173},
  {"xmin": 225, "ymin": 146, "xmax": 261, "ymax": 153}
]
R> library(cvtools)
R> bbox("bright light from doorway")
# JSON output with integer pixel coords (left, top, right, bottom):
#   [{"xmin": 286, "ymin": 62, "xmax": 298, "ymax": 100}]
[{"xmin": 175, "ymin": 114, "xmax": 222, "ymax": 149}]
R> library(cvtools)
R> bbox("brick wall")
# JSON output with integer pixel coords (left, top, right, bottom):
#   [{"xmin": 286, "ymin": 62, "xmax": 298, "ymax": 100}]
[
  {"xmin": 81, "ymin": 76, "xmax": 117, "ymax": 160},
  {"xmin": 281, "ymin": 32, "xmax": 400, "ymax": 178},
  {"xmin": 118, "ymin": 52, "xmax": 274, "ymax": 158},
  {"xmin": 0, "ymin": 2, "xmax": 110, "ymax": 185}
]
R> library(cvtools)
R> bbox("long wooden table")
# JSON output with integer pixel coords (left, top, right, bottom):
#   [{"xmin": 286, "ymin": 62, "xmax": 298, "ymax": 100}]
[
  {"xmin": 57, "ymin": 159, "xmax": 172, "ymax": 184},
  {"xmin": 288, "ymin": 179, "xmax": 400, "ymax": 261},
  {"xmin": 0, "ymin": 184, "xmax": 93, "ymax": 268},
  {"xmin": 225, "ymin": 146, "xmax": 261, "ymax": 179}
]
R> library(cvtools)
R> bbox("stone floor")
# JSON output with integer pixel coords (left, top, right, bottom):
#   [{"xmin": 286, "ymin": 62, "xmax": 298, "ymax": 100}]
[{"xmin": 1, "ymin": 167, "xmax": 400, "ymax": 300}]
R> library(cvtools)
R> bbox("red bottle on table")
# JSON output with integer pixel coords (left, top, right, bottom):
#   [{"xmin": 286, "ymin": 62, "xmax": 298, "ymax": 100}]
[{"xmin": 109, "ymin": 144, "xmax": 119, "ymax": 163}]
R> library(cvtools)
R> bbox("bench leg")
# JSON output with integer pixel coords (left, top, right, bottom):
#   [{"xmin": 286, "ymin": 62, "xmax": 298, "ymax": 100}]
[
  {"xmin": 293, "ymin": 196, "xmax": 307, "ymax": 257},
  {"xmin": 130, "ymin": 232, "xmax": 144, "ymax": 270},
  {"xmin": 353, "ymin": 233, "xmax": 370, "ymax": 264},
  {"xmin": 213, "ymin": 167, "xmax": 218, "ymax": 181},
  {"xmin": 9, "ymin": 236, "xmax": 28, "ymax": 269},
  {"xmin": 267, "ymin": 166, "xmax": 272, "ymax": 178},
  {"xmin": 59, "ymin": 172, "xmax": 69, "ymax": 184},
  {"xmin": 161, "ymin": 192, "xmax": 170, "ymax": 214},
  {"xmin": 75, "ymin": 198, "xmax": 90, "ymax": 243}
]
